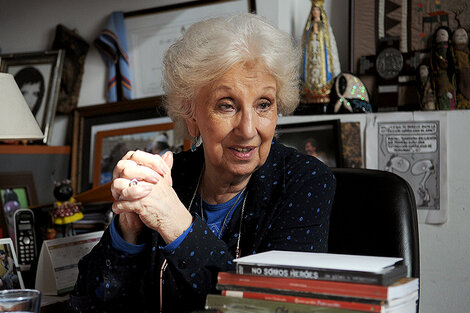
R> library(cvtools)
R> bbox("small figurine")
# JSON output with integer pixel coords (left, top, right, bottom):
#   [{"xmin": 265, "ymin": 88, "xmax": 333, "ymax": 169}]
[
  {"xmin": 300, "ymin": 0, "xmax": 341, "ymax": 106},
  {"xmin": 416, "ymin": 64, "xmax": 436, "ymax": 110},
  {"xmin": 430, "ymin": 26, "xmax": 456, "ymax": 110},
  {"xmin": 452, "ymin": 27, "xmax": 470, "ymax": 109},
  {"xmin": 52, "ymin": 179, "xmax": 83, "ymax": 225},
  {"xmin": 329, "ymin": 73, "xmax": 372, "ymax": 113}
]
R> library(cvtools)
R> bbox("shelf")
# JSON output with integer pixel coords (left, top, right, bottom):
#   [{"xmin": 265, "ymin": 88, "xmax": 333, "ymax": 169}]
[{"xmin": 0, "ymin": 145, "xmax": 70, "ymax": 154}]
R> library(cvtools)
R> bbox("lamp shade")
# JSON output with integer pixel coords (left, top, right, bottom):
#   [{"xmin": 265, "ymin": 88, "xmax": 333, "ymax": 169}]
[{"xmin": 0, "ymin": 73, "xmax": 44, "ymax": 140}]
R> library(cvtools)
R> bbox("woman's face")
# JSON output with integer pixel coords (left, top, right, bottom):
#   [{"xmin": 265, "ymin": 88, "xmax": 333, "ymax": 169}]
[
  {"xmin": 20, "ymin": 82, "xmax": 41, "ymax": 110},
  {"xmin": 187, "ymin": 62, "xmax": 278, "ymax": 180}
]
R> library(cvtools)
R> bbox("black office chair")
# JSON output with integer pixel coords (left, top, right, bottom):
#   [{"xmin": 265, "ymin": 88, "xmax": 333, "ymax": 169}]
[{"xmin": 328, "ymin": 168, "xmax": 420, "ymax": 280}]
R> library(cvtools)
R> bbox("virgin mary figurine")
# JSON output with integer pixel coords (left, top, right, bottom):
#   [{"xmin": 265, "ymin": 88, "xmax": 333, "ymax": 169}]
[{"xmin": 300, "ymin": 0, "xmax": 341, "ymax": 106}]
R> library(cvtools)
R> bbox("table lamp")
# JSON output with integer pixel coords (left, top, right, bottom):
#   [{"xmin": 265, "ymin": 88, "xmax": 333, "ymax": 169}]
[{"xmin": 0, "ymin": 73, "xmax": 44, "ymax": 140}]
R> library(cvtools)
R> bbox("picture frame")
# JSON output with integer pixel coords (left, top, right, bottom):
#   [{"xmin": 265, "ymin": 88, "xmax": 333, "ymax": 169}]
[
  {"xmin": 276, "ymin": 119, "xmax": 343, "ymax": 168},
  {"xmin": 92, "ymin": 122, "xmax": 187, "ymax": 188},
  {"xmin": 0, "ymin": 50, "xmax": 65, "ymax": 145},
  {"xmin": 0, "ymin": 172, "xmax": 39, "ymax": 242},
  {"xmin": 124, "ymin": 0, "xmax": 255, "ymax": 98},
  {"xmin": 0, "ymin": 238, "xmax": 25, "ymax": 289},
  {"xmin": 72, "ymin": 96, "xmax": 170, "ymax": 193}
]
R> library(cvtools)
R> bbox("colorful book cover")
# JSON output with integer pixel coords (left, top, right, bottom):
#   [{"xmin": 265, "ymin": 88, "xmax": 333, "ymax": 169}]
[{"xmin": 217, "ymin": 272, "xmax": 419, "ymax": 301}]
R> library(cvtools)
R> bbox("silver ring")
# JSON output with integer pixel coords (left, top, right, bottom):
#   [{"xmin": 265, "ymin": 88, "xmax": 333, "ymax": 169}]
[{"xmin": 129, "ymin": 178, "xmax": 139, "ymax": 186}]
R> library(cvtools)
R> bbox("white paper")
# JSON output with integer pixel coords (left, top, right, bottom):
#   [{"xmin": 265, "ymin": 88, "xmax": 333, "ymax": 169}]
[
  {"xmin": 365, "ymin": 112, "xmax": 448, "ymax": 224},
  {"xmin": 234, "ymin": 250, "xmax": 402, "ymax": 272},
  {"xmin": 35, "ymin": 231, "xmax": 103, "ymax": 295}
]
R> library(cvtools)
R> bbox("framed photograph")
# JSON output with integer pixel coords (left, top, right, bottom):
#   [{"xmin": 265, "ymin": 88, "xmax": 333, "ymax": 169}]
[
  {"xmin": 72, "ymin": 96, "xmax": 173, "ymax": 193},
  {"xmin": 0, "ymin": 173, "xmax": 39, "ymax": 243},
  {"xmin": 92, "ymin": 122, "xmax": 187, "ymax": 188},
  {"xmin": 276, "ymin": 119, "xmax": 343, "ymax": 168},
  {"xmin": 0, "ymin": 238, "xmax": 25, "ymax": 289},
  {"xmin": 124, "ymin": 0, "xmax": 255, "ymax": 98},
  {"xmin": 0, "ymin": 50, "xmax": 65, "ymax": 145}
]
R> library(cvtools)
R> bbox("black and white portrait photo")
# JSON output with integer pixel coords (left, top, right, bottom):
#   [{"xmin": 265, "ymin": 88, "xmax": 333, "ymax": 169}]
[
  {"xmin": 10, "ymin": 65, "xmax": 48, "ymax": 127},
  {"xmin": 0, "ymin": 50, "xmax": 64, "ymax": 144}
]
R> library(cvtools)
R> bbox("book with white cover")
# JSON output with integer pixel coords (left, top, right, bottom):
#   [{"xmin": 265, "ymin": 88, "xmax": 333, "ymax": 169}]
[{"xmin": 234, "ymin": 250, "xmax": 407, "ymax": 285}]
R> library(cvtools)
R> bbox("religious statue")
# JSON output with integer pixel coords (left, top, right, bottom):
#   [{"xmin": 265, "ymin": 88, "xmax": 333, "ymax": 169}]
[
  {"xmin": 416, "ymin": 64, "xmax": 436, "ymax": 110},
  {"xmin": 452, "ymin": 27, "xmax": 470, "ymax": 109},
  {"xmin": 300, "ymin": 0, "xmax": 341, "ymax": 107},
  {"xmin": 430, "ymin": 26, "xmax": 456, "ymax": 110}
]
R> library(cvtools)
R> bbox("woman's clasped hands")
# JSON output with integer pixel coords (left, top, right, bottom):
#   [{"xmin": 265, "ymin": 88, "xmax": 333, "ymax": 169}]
[{"xmin": 110, "ymin": 150, "xmax": 193, "ymax": 245}]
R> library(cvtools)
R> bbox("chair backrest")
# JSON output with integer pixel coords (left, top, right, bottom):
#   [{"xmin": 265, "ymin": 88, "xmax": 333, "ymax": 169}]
[{"xmin": 328, "ymin": 168, "xmax": 420, "ymax": 279}]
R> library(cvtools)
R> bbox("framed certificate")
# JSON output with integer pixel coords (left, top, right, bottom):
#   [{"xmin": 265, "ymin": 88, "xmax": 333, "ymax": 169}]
[{"xmin": 125, "ymin": 0, "xmax": 254, "ymax": 98}]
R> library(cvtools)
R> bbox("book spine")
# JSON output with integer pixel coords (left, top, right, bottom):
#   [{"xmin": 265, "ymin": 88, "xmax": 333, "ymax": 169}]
[
  {"xmin": 206, "ymin": 294, "xmax": 360, "ymax": 313},
  {"xmin": 236, "ymin": 263, "xmax": 384, "ymax": 285},
  {"xmin": 222, "ymin": 290, "xmax": 383, "ymax": 312},
  {"xmin": 218, "ymin": 272, "xmax": 389, "ymax": 300}
]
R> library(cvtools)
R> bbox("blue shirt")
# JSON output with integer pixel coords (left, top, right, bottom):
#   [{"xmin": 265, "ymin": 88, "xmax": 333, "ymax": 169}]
[{"xmin": 109, "ymin": 189, "xmax": 246, "ymax": 254}]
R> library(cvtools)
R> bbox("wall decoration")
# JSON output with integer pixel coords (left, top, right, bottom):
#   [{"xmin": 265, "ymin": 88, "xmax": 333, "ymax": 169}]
[
  {"xmin": 92, "ymin": 122, "xmax": 186, "ymax": 188},
  {"xmin": 365, "ymin": 111, "xmax": 448, "ymax": 224},
  {"xmin": 52, "ymin": 24, "xmax": 89, "ymax": 114},
  {"xmin": 71, "ymin": 96, "xmax": 167, "ymax": 193},
  {"xmin": 340, "ymin": 122, "xmax": 363, "ymax": 168},
  {"xmin": 276, "ymin": 119, "xmax": 343, "ymax": 168},
  {"xmin": 352, "ymin": 0, "xmax": 469, "ymax": 109},
  {"xmin": 124, "ymin": 0, "xmax": 253, "ymax": 98},
  {"xmin": 0, "ymin": 172, "xmax": 38, "ymax": 243},
  {"xmin": 0, "ymin": 50, "xmax": 64, "ymax": 144}
]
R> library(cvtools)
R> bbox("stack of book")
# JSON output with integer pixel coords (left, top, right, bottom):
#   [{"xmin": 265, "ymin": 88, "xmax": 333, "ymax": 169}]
[{"xmin": 205, "ymin": 250, "xmax": 419, "ymax": 313}]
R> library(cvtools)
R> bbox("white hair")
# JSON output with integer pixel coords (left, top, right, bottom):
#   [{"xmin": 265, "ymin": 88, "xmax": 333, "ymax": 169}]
[{"xmin": 162, "ymin": 13, "xmax": 301, "ymax": 139}]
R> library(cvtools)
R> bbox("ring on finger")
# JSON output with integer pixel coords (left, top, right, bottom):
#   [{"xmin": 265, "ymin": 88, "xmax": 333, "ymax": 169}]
[{"xmin": 129, "ymin": 178, "xmax": 139, "ymax": 187}]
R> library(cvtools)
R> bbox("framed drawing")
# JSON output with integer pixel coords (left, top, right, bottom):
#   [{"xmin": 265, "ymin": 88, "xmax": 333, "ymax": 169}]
[
  {"xmin": 92, "ymin": 122, "xmax": 186, "ymax": 188},
  {"xmin": 0, "ymin": 50, "xmax": 65, "ymax": 144},
  {"xmin": 125, "ymin": 0, "xmax": 255, "ymax": 98},
  {"xmin": 72, "ymin": 96, "xmax": 172, "ymax": 193},
  {"xmin": 0, "ymin": 173, "xmax": 38, "ymax": 244},
  {"xmin": 340, "ymin": 121, "xmax": 363, "ymax": 168},
  {"xmin": 276, "ymin": 119, "xmax": 343, "ymax": 168},
  {"xmin": 0, "ymin": 238, "xmax": 25, "ymax": 289}
]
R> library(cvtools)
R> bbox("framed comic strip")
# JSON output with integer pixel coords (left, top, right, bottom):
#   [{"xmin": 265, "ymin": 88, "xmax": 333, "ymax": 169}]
[
  {"xmin": 92, "ymin": 122, "xmax": 186, "ymax": 188},
  {"xmin": 72, "ymin": 96, "xmax": 171, "ymax": 193},
  {"xmin": 0, "ymin": 50, "xmax": 64, "ymax": 145},
  {"xmin": 124, "ymin": 0, "xmax": 255, "ymax": 98},
  {"xmin": 0, "ymin": 238, "xmax": 25, "ymax": 289},
  {"xmin": 276, "ymin": 119, "xmax": 343, "ymax": 168}
]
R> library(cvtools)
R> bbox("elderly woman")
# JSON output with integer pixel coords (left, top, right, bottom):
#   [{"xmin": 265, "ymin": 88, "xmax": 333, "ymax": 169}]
[{"xmin": 71, "ymin": 13, "xmax": 335, "ymax": 313}]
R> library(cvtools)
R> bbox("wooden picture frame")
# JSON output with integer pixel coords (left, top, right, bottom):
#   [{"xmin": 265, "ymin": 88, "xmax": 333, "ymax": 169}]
[
  {"xmin": 0, "ymin": 238, "xmax": 25, "ymax": 289},
  {"xmin": 92, "ymin": 122, "xmax": 188, "ymax": 188},
  {"xmin": 0, "ymin": 173, "xmax": 39, "ymax": 242},
  {"xmin": 0, "ymin": 50, "xmax": 65, "ymax": 144},
  {"xmin": 124, "ymin": 0, "xmax": 255, "ymax": 98},
  {"xmin": 276, "ymin": 119, "xmax": 343, "ymax": 168},
  {"xmin": 72, "ymin": 96, "xmax": 170, "ymax": 193}
]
